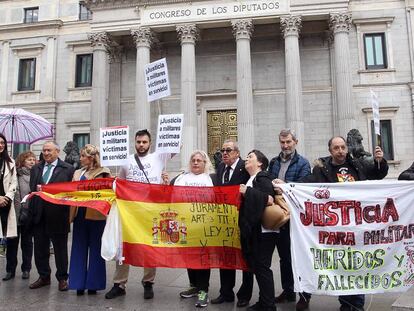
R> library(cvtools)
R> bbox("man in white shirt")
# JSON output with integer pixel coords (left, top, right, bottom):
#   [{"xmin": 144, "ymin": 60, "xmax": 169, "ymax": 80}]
[{"xmin": 105, "ymin": 129, "xmax": 173, "ymax": 300}]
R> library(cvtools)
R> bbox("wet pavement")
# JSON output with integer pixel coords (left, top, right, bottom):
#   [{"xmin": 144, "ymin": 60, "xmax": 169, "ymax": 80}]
[{"xmin": 0, "ymin": 248, "xmax": 403, "ymax": 311}]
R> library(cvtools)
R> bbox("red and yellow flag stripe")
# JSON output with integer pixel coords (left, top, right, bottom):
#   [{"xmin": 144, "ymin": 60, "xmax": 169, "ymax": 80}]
[
  {"xmin": 30, "ymin": 178, "xmax": 115, "ymax": 215},
  {"xmin": 116, "ymin": 178, "xmax": 248, "ymax": 270}
]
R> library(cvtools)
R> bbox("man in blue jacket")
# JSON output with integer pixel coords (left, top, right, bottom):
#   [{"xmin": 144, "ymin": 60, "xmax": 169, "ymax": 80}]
[{"xmin": 269, "ymin": 129, "xmax": 311, "ymax": 311}]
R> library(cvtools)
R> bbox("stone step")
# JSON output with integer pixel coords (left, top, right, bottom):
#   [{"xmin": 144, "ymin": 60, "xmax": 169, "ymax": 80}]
[{"xmin": 392, "ymin": 286, "xmax": 414, "ymax": 310}]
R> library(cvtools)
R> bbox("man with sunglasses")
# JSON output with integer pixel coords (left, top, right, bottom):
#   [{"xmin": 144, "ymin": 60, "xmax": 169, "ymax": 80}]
[{"xmin": 211, "ymin": 139, "xmax": 253, "ymax": 308}]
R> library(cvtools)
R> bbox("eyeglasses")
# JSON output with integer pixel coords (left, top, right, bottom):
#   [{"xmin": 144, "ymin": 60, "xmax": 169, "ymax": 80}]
[{"xmin": 220, "ymin": 148, "xmax": 234, "ymax": 154}]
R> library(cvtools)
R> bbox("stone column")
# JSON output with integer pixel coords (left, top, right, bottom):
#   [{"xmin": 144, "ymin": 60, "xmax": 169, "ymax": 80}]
[
  {"xmin": 108, "ymin": 47, "xmax": 123, "ymax": 126},
  {"xmin": 45, "ymin": 36, "xmax": 57, "ymax": 101},
  {"xmin": 177, "ymin": 23, "xmax": 198, "ymax": 169},
  {"xmin": 88, "ymin": 32, "xmax": 110, "ymax": 145},
  {"xmin": 280, "ymin": 15, "xmax": 305, "ymax": 154},
  {"xmin": 231, "ymin": 19, "xmax": 254, "ymax": 158},
  {"xmin": 330, "ymin": 12, "xmax": 355, "ymax": 136},
  {"xmin": 0, "ymin": 41, "xmax": 10, "ymax": 104},
  {"xmin": 131, "ymin": 27, "xmax": 153, "ymax": 131}
]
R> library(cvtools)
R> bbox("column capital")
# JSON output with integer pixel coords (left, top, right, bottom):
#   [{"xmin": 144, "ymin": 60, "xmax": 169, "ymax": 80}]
[
  {"xmin": 177, "ymin": 23, "xmax": 199, "ymax": 44},
  {"xmin": 329, "ymin": 12, "xmax": 352, "ymax": 34},
  {"xmin": 88, "ymin": 31, "xmax": 111, "ymax": 50},
  {"xmin": 131, "ymin": 27, "xmax": 154, "ymax": 48},
  {"xmin": 107, "ymin": 46, "xmax": 123, "ymax": 63},
  {"xmin": 280, "ymin": 15, "xmax": 302, "ymax": 38},
  {"xmin": 231, "ymin": 19, "xmax": 253, "ymax": 40}
]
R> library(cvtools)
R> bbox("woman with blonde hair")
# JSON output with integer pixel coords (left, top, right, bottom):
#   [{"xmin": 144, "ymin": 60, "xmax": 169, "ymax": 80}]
[
  {"xmin": 3, "ymin": 150, "xmax": 35, "ymax": 281},
  {"xmin": 68, "ymin": 144, "xmax": 111, "ymax": 295}
]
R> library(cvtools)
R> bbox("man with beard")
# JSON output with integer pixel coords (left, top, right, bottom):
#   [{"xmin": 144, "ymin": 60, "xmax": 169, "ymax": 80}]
[
  {"xmin": 269, "ymin": 129, "xmax": 311, "ymax": 311},
  {"xmin": 105, "ymin": 129, "xmax": 173, "ymax": 300},
  {"xmin": 302, "ymin": 136, "xmax": 388, "ymax": 311}
]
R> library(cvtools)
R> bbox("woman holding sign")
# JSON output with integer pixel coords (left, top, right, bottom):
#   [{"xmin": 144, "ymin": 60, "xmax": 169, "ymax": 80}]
[
  {"xmin": 68, "ymin": 144, "xmax": 111, "ymax": 295},
  {"xmin": 162, "ymin": 150, "xmax": 214, "ymax": 308},
  {"xmin": 239, "ymin": 150, "xmax": 277, "ymax": 311}
]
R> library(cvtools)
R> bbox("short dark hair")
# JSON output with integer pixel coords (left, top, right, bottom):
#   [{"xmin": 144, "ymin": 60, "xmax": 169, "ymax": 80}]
[
  {"xmin": 328, "ymin": 136, "xmax": 346, "ymax": 150},
  {"xmin": 135, "ymin": 129, "xmax": 151, "ymax": 141},
  {"xmin": 248, "ymin": 149, "xmax": 269, "ymax": 171}
]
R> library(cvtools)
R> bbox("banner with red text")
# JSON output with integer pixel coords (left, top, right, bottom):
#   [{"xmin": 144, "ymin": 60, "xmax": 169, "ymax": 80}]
[
  {"xmin": 116, "ymin": 179, "xmax": 247, "ymax": 270},
  {"xmin": 30, "ymin": 178, "xmax": 115, "ymax": 215},
  {"xmin": 280, "ymin": 180, "xmax": 414, "ymax": 295}
]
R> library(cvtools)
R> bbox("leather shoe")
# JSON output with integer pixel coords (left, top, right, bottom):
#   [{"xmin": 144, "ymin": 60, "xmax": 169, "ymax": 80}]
[
  {"xmin": 105, "ymin": 284, "xmax": 126, "ymax": 299},
  {"xmin": 143, "ymin": 281, "xmax": 154, "ymax": 299},
  {"xmin": 237, "ymin": 299, "xmax": 249, "ymax": 307},
  {"xmin": 22, "ymin": 271, "xmax": 30, "ymax": 280},
  {"xmin": 275, "ymin": 290, "xmax": 296, "ymax": 303},
  {"xmin": 2, "ymin": 272, "xmax": 15, "ymax": 281},
  {"xmin": 58, "ymin": 280, "xmax": 68, "ymax": 291},
  {"xmin": 29, "ymin": 277, "xmax": 51, "ymax": 289},
  {"xmin": 211, "ymin": 295, "xmax": 234, "ymax": 304}
]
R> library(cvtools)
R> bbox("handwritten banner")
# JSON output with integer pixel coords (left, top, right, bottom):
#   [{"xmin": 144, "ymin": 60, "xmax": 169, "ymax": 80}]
[
  {"xmin": 116, "ymin": 178, "xmax": 247, "ymax": 270},
  {"xmin": 280, "ymin": 180, "xmax": 414, "ymax": 295}
]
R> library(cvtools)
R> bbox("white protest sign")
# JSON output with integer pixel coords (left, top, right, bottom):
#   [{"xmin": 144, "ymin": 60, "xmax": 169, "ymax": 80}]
[
  {"xmin": 280, "ymin": 181, "xmax": 414, "ymax": 296},
  {"xmin": 370, "ymin": 90, "xmax": 381, "ymax": 136},
  {"xmin": 155, "ymin": 114, "xmax": 183, "ymax": 154},
  {"xmin": 100, "ymin": 126, "xmax": 129, "ymax": 166},
  {"xmin": 145, "ymin": 58, "xmax": 171, "ymax": 102}
]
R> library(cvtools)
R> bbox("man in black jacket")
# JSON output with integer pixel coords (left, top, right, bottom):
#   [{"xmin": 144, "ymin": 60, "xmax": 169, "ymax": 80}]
[
  {"xmin": 303, "ymin": 136, "xmax": 388, "ymax": 311},
  {"xmin": 28, "ymin": 141, "xmax": 75, "ymax": 291},
  {"xmin": 210, "ymin": 139, "xmax": 254, "ymax": 308}
]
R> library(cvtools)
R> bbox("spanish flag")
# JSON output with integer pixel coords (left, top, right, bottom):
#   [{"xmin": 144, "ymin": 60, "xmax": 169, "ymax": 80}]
[
  {"xmin": 31, "ymin": 178, "xmax": 115, "ymax": 215},
  {"xmin": 116, "ymin": 179, "xmax": 248, "ymax": 270}
]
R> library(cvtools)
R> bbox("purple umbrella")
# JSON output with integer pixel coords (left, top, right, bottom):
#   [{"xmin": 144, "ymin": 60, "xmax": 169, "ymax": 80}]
[{"xmin": 0, "ymin": 108, "xmax": 53, "ymax": 145}]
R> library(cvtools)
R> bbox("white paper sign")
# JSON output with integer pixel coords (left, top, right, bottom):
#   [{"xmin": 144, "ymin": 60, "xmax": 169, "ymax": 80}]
[
  {"xmin": 155, "ymin": 114, "xmax": 183, "ymax": 154},
  {"xmin": 280, "ymin": 181, "xmax": 414, "ymax": 296},
  {"xmin": 145, "ymin": 58, "xmax": 171, "ymax": 102},
  {"xmin": 370, "ymin": 90, "xmax": 381, "ymax": 136},
  {"xmin": 100, "ymin": 126, "xmax": 129, "ymax": 166}
]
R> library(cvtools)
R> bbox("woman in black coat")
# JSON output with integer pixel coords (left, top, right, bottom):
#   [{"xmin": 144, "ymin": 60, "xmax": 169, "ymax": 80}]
[{"xmin": 239, "ymin": 150, "xmax": 277, "ymax": 311}]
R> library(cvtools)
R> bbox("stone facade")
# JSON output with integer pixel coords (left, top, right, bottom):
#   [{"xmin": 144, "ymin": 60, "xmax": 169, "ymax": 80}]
[{"xmin": 0, "ymin": 0, "xmax": 413, "ymax": 178}]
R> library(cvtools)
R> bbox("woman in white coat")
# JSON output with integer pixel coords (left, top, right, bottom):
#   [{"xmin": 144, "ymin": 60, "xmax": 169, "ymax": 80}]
[{"xmin": 0, "ymin": 133, "xmax": 18, "ymax": 249}]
